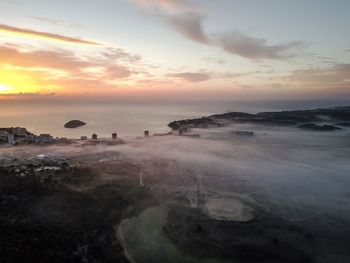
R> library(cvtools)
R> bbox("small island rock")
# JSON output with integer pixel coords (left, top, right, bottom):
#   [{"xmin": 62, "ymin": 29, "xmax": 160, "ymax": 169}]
[{"xmin": 64, "ymin": 120, "xmax": 86, "ymax": 128}]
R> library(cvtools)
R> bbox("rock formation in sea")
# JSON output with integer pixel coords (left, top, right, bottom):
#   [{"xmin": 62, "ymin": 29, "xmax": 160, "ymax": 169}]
[{"xmin": 64, "ymin": 120, "xmax": 86, "ymax": 128}]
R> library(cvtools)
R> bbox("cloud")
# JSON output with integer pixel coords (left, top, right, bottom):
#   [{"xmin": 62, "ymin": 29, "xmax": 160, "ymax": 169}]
[
  {"xmin": 0, "ymin": 24, "xmax": 102, "ymax": 46},
  {"xmin": 0, "ymin": 45, "xmax": 132, "ymax": 78},
  {"xmin": 270, "ymin": 83, "xmax": 286, "ymax": 89},
  {"xmin": 101, "ymin": 48, "xmax": 142, "ymax": 63},
  {"xmin": 213, "ymin": 32, "xmax": 305, "ymax": 60},
  {"xmin": 261, "ymin": 63, "xmax": 350, "ymax": 96},
  {"xmin": 0, "ymin": 92, "xmax": 55, "ymax": 97},
  {"xmin": 30, "ymin": 16, "xmax": 82, "ymax": 28},
  {"xmin": 132, "ymin": 0, "xmax": 305, "ymax": 60},
  {"xmin": 203, "ymin": 57, "xmax": 226, "ymax": 65},
  {"xmin": 168, "ymin": 72, "xmax": 210, "ymax": 82},
  {"xmin": 0, "ymin": 43, "xmax": 146, "ymax": 96},
  {"xmin": 219, "ymin": 71, "xmax": 262, "ymax": 79},
  {"xmin": 0, "ymin": 45, "xmax": 89, "ymax": 72},
  {"xmin": 0, "ymin": 0, "xmax": 20, "ymax": 5},
  {"xmin": 104, "ymin": 65, "xmax": 131, "ymax": 79},
  {"xmin": 317, "ymin": 56, "xmax": 336, "ymax": 60},
  {"xmin": 138, "ymin": 0, "xmax": 209, "ymax": 45},
  {"xmin": 239, "ymin": 84, "xmax": 255, "ymax": 89},
  {"xmin": 134, "ymin": 0, "xmax": 202, "ymax": 13},
  {"xmin": 286, "ymin": 63, "xmax": 350, "ymax": 84},
  {"xmin": 50, "ymin": 77, "xmax": 119, "ymax": 91},
  {"xmin": 170, "ymin": 19, "xmax": 305, "ymax": 60},
  {"xmin": 163, "ymin": 12, "xmax": 304, "ymax": 59},
  {"xmin": 131, "ymin": 0, "xmax": 210, "ymax": 45},
  {"xmin": 165, "ymin": 13, "xmax": 210, "ymax": 44}
]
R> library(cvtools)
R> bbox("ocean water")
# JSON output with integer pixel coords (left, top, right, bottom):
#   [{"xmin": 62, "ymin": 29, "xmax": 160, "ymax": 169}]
[{"xmin": 0, "ymin": 99, "xmax": 349, "ymax": 139}]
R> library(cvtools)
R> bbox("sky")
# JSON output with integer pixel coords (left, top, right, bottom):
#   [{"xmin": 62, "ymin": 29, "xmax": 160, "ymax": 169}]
[{"xmin": 0, "ymin": 0, "xmax": 349, "ymax": 100}]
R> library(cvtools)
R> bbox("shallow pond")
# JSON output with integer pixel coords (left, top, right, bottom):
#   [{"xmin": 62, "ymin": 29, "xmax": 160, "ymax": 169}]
[{"xmin": 118, "ymin": 206, "xmax": 229, "ymax": 263}]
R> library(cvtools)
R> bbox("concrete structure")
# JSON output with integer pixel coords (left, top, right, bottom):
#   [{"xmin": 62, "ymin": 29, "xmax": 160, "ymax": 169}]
[
  {"xmin": 0, "ymin": 131, "xmax": 10, "ymax": 143},
  {"xmin": 0, "ymin": 127, "xmax": 30, "ymax": 143},
  {"xmin": 112, "ymin": 133, "xmax": 117, "ymax": 140},
  {"xmin": 0, "ymin": 126, "xmax": 68, "ymax": 145},
  {"xmin": 11, "ymin": 127, "xmax": 28, "ymax": 142},
  {"xmin": 144, "ymin": 130, "xmax": 149, "ymax": 136},
  {"xmin": 37, "ymin": 134, "xmax": 54, "ymax": 143},
  {"xmin": 92, "ymin": 133, "xmax": 98, "ymax": 140},
  {"xmin": 26, "ymin": 134, "xmax": 36, "ymax": 143},
  {"xmin": 0, "ymin": 131, "xmax": 16, "ymax": 144},
  {"xmin": 8, "ymin": 133, "xmax": 15, "ymax": 144}
]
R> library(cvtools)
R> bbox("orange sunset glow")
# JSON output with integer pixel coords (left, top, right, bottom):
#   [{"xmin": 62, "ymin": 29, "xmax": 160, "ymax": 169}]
[{"xmin": 0, "ymin": 0, "xmax": 349, "ymax": 100}]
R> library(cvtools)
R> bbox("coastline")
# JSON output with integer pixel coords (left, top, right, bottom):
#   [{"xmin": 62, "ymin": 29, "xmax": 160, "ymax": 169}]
[
  {"xmin": 1, "ymin": 106, "xmax": 350, "ymax": 262},
  {"xmin": 1, "ymin": 106, "xmax": 349, "ymax": 148}
]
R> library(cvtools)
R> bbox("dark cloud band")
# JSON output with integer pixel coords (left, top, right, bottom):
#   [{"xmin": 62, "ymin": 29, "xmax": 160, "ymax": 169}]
[{"xmin": 0, "ymin": 24, "xmax": 102, "ymax": 46}]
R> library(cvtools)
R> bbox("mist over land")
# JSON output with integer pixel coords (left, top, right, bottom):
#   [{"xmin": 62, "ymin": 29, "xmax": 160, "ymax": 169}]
[
  {"xmin": 1, "ymin": 106, "xmax": 350, "ymax": 262},
  {"xmin": 1, "ymin": 99, "xmax": 349, "ymax": 138}
]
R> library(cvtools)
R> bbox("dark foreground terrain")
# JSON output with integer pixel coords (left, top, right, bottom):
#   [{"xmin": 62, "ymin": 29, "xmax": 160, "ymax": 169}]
[
  {"xmin": 0, "ymin": 161, "xmax": 157, "ymax": 263},
  {"xmin": 164, "ymin": 204, "xmax": 350, "ymax": 263},
  {"xmin": 1, "ymin": 106, "xmax": 350, "ymax": 263},
  {"xmin": 164, "ymin": 205, "xmax": 315, "ymax": 263}
]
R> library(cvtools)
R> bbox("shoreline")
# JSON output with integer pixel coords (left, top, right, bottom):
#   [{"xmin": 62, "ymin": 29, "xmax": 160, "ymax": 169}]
[
  {"xmin": 1, "ymin": 106, "xmax": 350, "ymax": 262},
  {"xmin": 1, "ymin": 106, "xmax": 349, "ymax": 149},
  {"xmin": 116, "ymin": 222, "xmax": 137, "ymax": 263}
]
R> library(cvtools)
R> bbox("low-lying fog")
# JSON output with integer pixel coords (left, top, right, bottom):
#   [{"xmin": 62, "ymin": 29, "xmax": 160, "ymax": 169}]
[{"xmin": 2, "ymin": 123, "xmax": 350, "ymax": 224}]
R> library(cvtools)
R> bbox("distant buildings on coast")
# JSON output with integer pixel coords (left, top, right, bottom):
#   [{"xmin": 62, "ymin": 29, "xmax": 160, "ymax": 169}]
[
  {"xmin": 75, "ymin": 128, "xmax": 196, "ymax": 143},
  {"xmin": 0, "ymin": 127, "xmax": 155, "ymax": 147},
  {"xmin": 0, "ymin": 127, "xmax": 71, "ymax": 146},
  {"xmin": 0, "ymin": 127, "xmax": 27, "ymax": 144},
  {"xmin": 0, "ymin": 124, "xmax": 203, "ymax": 147}
]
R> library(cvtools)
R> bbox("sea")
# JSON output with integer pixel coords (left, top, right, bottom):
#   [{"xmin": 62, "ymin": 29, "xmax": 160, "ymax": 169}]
[{"xmin": 0, "ymin": 99, "xmax": 349, "ymax": 139}]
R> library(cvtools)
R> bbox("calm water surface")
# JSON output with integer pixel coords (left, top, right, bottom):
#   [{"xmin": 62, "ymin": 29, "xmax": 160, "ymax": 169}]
[{"xmin": 0, "ymin": 99, "xmax": 348, "ymax": 138}]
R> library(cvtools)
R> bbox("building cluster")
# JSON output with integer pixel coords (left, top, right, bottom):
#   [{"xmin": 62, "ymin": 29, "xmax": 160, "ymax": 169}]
[
  {"xmin": 0, "ymin": 127, "xmax": 71, "ymax": 145},
  {"xmin": 1, "ymin": 126, "xmax": 200, "ymax": 147},
  {"xmin": 80, "ymin": 132, "xmax": 123, "ymax": 146},
  {"xmin": 0, "ymin": 127, "xmax": 35, "ymax": 145},
  {"xmin": 0, "ymin": 153, "xmax": 79, "ymax": 182},
  {"xmin": 82, "ymin": 130, "xmax": 150, "ymax": 142},
  {"xmin": 0, "ymin": 127, "xmax": 27, "ymax": 144}
]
